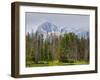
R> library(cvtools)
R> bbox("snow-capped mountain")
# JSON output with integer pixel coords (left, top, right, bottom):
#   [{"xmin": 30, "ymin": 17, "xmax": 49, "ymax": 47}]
[
  {"xmin": 36, "ymin": 22, "xmax": 59, "ymax": 33},
  {"xmin": 36, "ymin": 21, "xmax": 89, "ymax": 39},
  {"xmin": 36, "ymin": 22, "xmax": 60, "ymax": 39},
  {"xmin": 61, "ymin": 27, "xmax": 89, "ymax": 38}
]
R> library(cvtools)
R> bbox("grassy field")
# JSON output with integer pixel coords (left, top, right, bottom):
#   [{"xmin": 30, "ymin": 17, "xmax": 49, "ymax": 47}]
[{"xmin": 26, "ymin": 60, "xmax": 89, "ymax": 67}]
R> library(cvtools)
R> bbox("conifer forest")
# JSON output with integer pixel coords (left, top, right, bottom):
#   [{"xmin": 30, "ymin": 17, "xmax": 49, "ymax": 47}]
[{"xmin": 26, "ymin": 30, "xmax": 89, "ymax": 67}]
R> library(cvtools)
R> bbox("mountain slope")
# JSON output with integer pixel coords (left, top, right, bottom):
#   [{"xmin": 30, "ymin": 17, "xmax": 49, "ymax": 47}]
[
  {"xmin": 36, "ymin": 22, "xmax": 59, "ymax": 33},
  {"xmin": 36, "ymin": 21, "xmax": 89, "ymax": 38}
]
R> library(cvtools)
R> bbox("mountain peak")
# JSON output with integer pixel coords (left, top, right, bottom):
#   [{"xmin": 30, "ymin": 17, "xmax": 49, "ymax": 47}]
[
  {"xmin": 36, "ymin": 21, "xmax": 89, "ymax": 39},
  {"xmin": 36, "ymin": 21, "xmax": 59, "ymax": 33}
]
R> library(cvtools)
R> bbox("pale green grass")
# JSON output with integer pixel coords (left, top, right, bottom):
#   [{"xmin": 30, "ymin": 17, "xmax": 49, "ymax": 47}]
[{"xmin": 26, "ymin": 60, "xmax": 89, "ymax": 67}]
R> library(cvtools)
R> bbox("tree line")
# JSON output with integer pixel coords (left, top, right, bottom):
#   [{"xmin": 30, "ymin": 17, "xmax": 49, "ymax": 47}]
[{"xmin": 26, "ymin": 32, "xmax": 89, "ymax": 65}]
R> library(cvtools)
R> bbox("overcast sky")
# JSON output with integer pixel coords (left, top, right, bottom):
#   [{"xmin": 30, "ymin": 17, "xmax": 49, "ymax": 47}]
[{"xmin": 25, "ymin": 12, "xmax": 90, "ymax": 33}]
